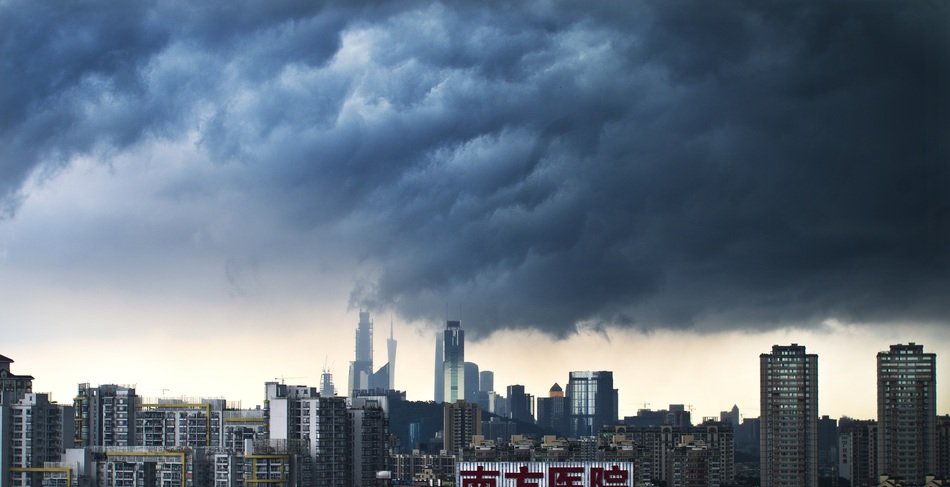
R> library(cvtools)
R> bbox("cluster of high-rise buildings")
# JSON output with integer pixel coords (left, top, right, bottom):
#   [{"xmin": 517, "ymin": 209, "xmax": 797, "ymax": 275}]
[{"xmin": 1, "ymin": 314, "xmax": 948, "ymax": 487}]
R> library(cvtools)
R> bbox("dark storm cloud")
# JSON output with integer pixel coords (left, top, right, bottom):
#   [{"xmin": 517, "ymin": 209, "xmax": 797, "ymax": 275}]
[{"xmin": 2, "ymin": 1, "xmax": 948, "ymax": 336}]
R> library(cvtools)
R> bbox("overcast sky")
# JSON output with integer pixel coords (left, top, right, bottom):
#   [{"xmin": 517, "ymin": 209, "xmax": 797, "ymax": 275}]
[{"xmin": 1, "ymin": 1, "xmax": 948, "ymax": 419}]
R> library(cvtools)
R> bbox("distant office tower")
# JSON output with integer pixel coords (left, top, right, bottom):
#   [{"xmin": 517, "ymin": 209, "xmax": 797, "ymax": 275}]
[
  {"xmin": 506, "ymin": 385, "xmax": 533, "ymax": 423},
  {"xmin": 464, "ymin": 362, "xmax": 480, "ymax": 403},
  {"xmin": 735, "ymin": 417, "xmax": 760, "ymax": 457},
  {"xmin": 443, "ymin": 321, "xmax": 465, "ymax": 403},
  {"xmin": 443, "ymin": 401, "xmax": 481, "ymax": 454},
  {"xmin": 349, "ymin": 311, "xmax": 374, "ymax": 396},
  {"xmin": 387, "ymin": 319, "xmax": 398, "ymax": 390},
  {"xmin": 73, "ymin": 383, "xmax": 138, "ymax": 447},
  {"xmin": 877, "ymin": 342, "xmax": 936, "ymax": 485},
  {"xmin": 839, "ymin": 419, "xmax": 878, "ymax": 487},
  {"xmin": 266, "ymin": 381, "xmax": 351, "ymax": 487},
  {"xmin": 0, "ymin": 392, "xmax": 73, "ymax": 487},
  {"xmin": 667, "ymin": 404, "xmax": 692, "ymax": 428},
  {"xmin": 567, "ymin": 371, "xmax": 618, "ymax": 437},
  {"xmin": 434, "ymin": 334, "xmax": 444, "ymax": 403},
  {"xmin": 760, "ymin": 344, "xmax": 818, "ymax": 487},
  {"xmin": 719, "ymin": 405, "xmax": 739, "ymax": 428},
  {"xmin": 537, "ymin": 383, "xmax": 569, "ymax": 436},
  {"xmin": 0, "ymin": 354, "xmax": 32, "ymax": 401},
  {"xmin": 479, "ymin": 371, "xmax": 494, "ymax": 393},
  {"xmin": 320, "ymin": 368, "xmax": 336, "ymax": 397}
]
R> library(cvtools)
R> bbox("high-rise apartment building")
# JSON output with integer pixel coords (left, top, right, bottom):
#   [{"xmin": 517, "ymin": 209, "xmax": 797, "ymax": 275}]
[
  {"xmin": 877, "ymin": 342, "xmax": 936, "ymax": 485},
  {"xmin": 443, "ymin": 321, "xmax": 465, "ymax": 404},
  {"xmin": 266, "ymin": 382, "xmax": 351, "ymax": 487},
  {"xmin": 567, "ymin": 371, "xmax": 618, "ymax": 437},
  {"xmin": 349, "ymin": 397, "xmax": 390, "ymax": 487},
  {"xmin": 73, "ymin": 383, "xmax": 137, "ymax": 447},
  {"xmin": 136, "ymin": 398, "xmax": 225, "ymax": 448},
  {"xmin": 760, "ymin": 344, "xmax": 818, "ymax": 487},
  {"xmin": 0, "ymin": 393, "xmax": 73, "ymax": 487},
  {"xmin": 443, "ymin": 401, "xmax": 481, "ymax": 455},
  {"xmin": 839, "ymin": 419, "xmax": 877, "ymax": 487}
]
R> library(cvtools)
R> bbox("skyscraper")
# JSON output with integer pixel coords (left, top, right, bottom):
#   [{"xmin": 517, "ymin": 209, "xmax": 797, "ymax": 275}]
[
  {"xmin": 507, "ymin": 385, "xmax": 533, "ymax": 423},
  {"xmin": 566, "ymin": 371, "xmax": 618, "ymax": 437},
  {"xmin": 537, "ymin": 383, "xmax": 569, "ymax": 436},
  {"xmin": 443, "ymin": 320, "xmax": 465, "ymax": 403},
  {"xmin": 434, "ymin": 334, "xmax": 444, "ymax": 403},
  {"xmin": 877, "ymin": 343, "xmax": 936, "ymax": 485},
  {"xmin": 760, "ymin": 344, "xmax": 818, "ymax": 487},
  {"xmin": 464, "ymin": 362, "xmax": 480, "ymax": 403},
  {"xmin": 348, "ymin": 311, "xmax": 374, "ymax": 396},
  {"xmin": 387, "ymin": 319, "xmax": 398, "ymax": 390}
]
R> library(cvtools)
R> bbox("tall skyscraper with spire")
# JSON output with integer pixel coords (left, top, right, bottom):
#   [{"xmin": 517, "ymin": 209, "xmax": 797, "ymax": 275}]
[
  {"xmin": 443, "ymin": 320, "xmax": 465, "ymax": 403},
  {"xmin": 348, "ymin": 311, "xmax": 374, "ymax": 396}
]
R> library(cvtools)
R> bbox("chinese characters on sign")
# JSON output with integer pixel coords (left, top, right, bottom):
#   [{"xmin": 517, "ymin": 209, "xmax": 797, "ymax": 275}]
[{"xmin": 457, "ymin": 462, "xmax": 635, "ymax": 487}]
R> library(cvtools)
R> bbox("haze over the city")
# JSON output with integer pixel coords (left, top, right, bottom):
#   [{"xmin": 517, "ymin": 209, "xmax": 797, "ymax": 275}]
[{"xmin": 1, "ymin": 1, "xmax": 948, "ymax": 420}]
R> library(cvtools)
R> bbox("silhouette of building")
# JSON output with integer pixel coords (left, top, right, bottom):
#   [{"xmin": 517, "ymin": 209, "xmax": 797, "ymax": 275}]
[
  {"xmin": 938, "ymin": 415, "xmax": 950, "ymax": 481},
  {"xmin": 479, "ymin": 371, "xmax": 494, "ymax": 393},
  {"xmin": 537, "ymin": 383, "xmax": 569, "ymax": 437},
  {"xmin": 760, "ymin": 344, "xmax": 818, "ymax": 487},
  {"xmin": 349, "ymin": 311, "xmax": 374, "ymax": 396},
  {"xmin": 567, "ymin": 371, "xmax": 618, "ymax": 437},
  {"xmin": 434, "ymin": 334, "xmax": 444, "ymax": 404},
  {"xmin": 507, "ymin": 385, "xmax": 533, "ymax": 424},
  {"xmin": 719, "ymin": 405, "xmax": 739, "ymax": 428},
  {"xmin": 877, "ymin": 343, "xmax": 936, "ymax": 485},
  {"xmin": 320, "ymin": 368, "xmax": 336, "ymax": 397},
  {"xmin": 464, "ymin": 362, "xmax": 480, "ymax": 404},
  {"xmin": 443, "ymin": 321, "xmax": 465, "ymax": 403},
  {"xmin": 817, "ymin": 415, "xmax": 838, "ymax": 477}
]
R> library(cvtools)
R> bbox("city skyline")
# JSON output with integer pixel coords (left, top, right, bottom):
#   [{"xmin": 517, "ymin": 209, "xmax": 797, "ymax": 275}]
[
  {"xmin": 2, "ymin": 1, "xmax": 949, "ymax": 433},
  {"xmin": 3, "ymin": 320, "xmax": 948, "ymax": 423}
]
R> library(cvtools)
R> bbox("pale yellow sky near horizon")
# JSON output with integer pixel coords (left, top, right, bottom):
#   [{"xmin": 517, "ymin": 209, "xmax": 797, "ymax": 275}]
[{"xmin": 8, "ymin": 308, "xmax": 948, "ymax": 423}]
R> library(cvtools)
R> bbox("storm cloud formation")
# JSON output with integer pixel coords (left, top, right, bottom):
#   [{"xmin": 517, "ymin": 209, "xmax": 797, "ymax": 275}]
[{"xmin": 2, "ymin": 1, "xmax": 949, "ymax": 337}]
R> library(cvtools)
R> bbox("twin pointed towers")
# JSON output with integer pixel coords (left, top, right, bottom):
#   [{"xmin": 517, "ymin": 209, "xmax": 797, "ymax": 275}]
[{"xmin": 347, "ymin": 311, "xmax": 397, "ymax": 396}]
